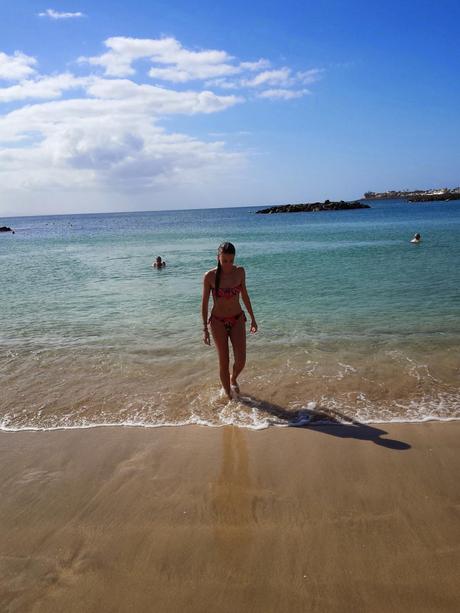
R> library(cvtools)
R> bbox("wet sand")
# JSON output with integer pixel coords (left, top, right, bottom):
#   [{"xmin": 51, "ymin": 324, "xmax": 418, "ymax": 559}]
[{"xmin": 1, "ymin": 421, "xmax": 459, "ymax": 612}]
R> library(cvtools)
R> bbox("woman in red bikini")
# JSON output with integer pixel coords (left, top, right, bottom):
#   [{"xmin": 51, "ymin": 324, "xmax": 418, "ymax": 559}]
[{"xmin": 202, "ymin": 242, "xmax": 258, "ymax": 401}]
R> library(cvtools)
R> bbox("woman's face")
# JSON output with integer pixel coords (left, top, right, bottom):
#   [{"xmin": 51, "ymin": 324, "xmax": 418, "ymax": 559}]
[{"xmin": 218, "ymin": 252, "xmax": 235, "ymax": 273}]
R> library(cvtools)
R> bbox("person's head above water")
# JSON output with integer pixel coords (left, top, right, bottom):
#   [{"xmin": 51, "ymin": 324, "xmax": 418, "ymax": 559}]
[
  {"xmin": 156, "ymin": 256, "xmax": 162, "ymax": 263},
  {"xmin": 215, "ymin": 241, "xmax": 236, "ymax": 292},
  {"xmin": 414, "ymin": 233, "xmax": 421, "ymax": 240}
]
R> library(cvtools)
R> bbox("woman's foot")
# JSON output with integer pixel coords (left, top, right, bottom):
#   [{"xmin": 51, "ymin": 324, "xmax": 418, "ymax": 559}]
[
  {"xmin": 220, "ymin": 387, "xmax": 233, "ymax": 401},
  {"xmin": 230, "ymin": 378, "xmax": 240, "ymax": 396}
]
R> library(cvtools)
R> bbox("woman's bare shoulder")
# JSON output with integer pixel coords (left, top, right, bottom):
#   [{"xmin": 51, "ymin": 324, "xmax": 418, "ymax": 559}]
[{"xmin": 203, "ymin": 268, "xmax": 217, "ymax": 281}]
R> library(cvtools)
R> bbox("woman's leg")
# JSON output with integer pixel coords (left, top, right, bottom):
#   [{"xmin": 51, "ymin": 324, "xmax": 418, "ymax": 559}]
[
  {"xmin": 229, "ymin": 314, "xmax": 246, "ymax": 390},
  {"xmin": 210, "ymin": 318, "xmax": 232, "ymax": 399}
]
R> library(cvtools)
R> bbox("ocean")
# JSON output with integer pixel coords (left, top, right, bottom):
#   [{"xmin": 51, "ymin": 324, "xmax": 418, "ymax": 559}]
[{"xmin": 1, "ymin": 199, "xmax": 459, "ymax": 430}]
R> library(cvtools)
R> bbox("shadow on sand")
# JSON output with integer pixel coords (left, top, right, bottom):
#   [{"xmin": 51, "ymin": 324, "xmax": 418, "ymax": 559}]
[{"xmin": 238, "ymin": 394, "xmax": 411, "ymax": 450}]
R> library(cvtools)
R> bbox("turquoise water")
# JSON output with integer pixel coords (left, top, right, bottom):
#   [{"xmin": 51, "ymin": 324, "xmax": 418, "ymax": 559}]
[{"xmin": 1, "ymin": 199, "xmax": 459, "ymax": 430}]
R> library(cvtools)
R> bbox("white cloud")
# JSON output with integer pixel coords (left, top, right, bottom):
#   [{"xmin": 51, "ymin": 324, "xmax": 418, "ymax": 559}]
[
  {"xmin": 297, "ymin": 68, "xmax": 325, "ymax": 84},
  {"xmin": 85, "ymin": 78, "xmax": 243, "ymax": 114},
  {"xmin": 0, "ymin": 51, "xmax": 37, "ymax": 81},
  {"xmin": 79, "ymin": 36, "xmax": 273, "ymax": 84},
  {"xmin": 243, "ymin": 67, "xmax": 324, "ymax": 89},
  {"xmin": 78, "ymin": 35, "xmax": 324, "ymax": 90},
  {"xmin": 243, "ymin": 68, "xmax": 293, "ymax": 87},
  {"xmin": 0, "ymin": 36, "xmax": 324, "ymax": 212},
  {"xmin": 38, "ymin": 9, "xmax": 85, "ymax": 19},
  {"xmin": 257, "ymin": 88, "xmax": 309, "ymax": 100},
  {"xmin": 239, "ymin": 59, "xmax": 271, "ymax": 72},
  {"xmin": 203, "ymin": 78, "xmax": 239, "ymax": 90},
  {"xmin": 207, "ymin": 66, "xmax": 324, "ymax": 92},
  {"xmin": 148, "ymin": 63, "xmax": 236, "ymax": 83},
  {"xmin": 79, "ymin": 36, "xmax": 230, "ymax": 78},
  {"xmin": 0, "ymin": 73, "xmax": 90, "ymax": 102},
  {"xmin": 0, "ymin": 106, "xmax": 244, "ymax": 193},
  {"xmin": 147, "ymin": 56, "xmax": 273, "ymax": 83},
  {"xmin": 0, "ymin": 75, "xmax": 244, "ymax": 193}
]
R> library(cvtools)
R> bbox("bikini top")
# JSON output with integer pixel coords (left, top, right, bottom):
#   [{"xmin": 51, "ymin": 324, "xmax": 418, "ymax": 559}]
[{"xmin": 212, "ymin": 283, "xmax": 242, "ymax": 299}]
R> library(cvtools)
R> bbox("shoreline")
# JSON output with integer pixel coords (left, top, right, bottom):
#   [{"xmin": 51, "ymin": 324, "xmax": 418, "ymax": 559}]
[
  {"xmin": 1, "ymin": 413, "xmax": 460, "ymax": 433},
  {"xmin": 1, "ymin": 421, "xmax": 459, "ymax": 612}
]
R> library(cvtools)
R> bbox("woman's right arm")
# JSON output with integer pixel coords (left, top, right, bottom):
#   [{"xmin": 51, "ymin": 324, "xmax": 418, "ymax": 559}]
[{"xmin": 201, "ymin": 272, "xmax": 211, "ymax": 345}]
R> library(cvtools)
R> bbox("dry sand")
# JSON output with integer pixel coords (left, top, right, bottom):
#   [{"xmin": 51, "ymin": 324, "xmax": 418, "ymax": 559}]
[{"xmin": 1, "ymin": 421, "xmax": 459, "ymax": 612}]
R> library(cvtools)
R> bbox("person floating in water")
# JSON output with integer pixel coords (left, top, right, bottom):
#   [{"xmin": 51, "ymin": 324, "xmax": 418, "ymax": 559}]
[
  {"xmin": 152, "ymin": 256, "xmax": 166, "ymax": 268},
  {"xmin": 410, "ymin": 233, "xmax": 421, "ymax": 243},
  {"xmin": 201, "ymin": 241, "xmax": 258, "ymax": 401}
]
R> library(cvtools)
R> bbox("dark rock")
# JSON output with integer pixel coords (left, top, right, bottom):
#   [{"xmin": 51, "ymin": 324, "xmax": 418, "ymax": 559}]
[{"xmin": 256, "ymin": 200, "xmax": 370, "ymax": 215}]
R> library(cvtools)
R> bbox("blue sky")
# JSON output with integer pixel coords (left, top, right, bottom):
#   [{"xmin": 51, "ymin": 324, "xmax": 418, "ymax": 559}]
[{"xmin": 0, "ymin": 0, "xmax": 459, "ymax": 216}]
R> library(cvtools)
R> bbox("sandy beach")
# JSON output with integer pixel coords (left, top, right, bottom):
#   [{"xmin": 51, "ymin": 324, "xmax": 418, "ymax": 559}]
[{"xmin": 1, "ymin": 421, "xmax": 459, "ymax": 612}]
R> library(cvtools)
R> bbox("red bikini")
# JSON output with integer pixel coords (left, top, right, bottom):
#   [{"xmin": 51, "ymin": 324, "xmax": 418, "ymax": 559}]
[
  {"xmin": 209, "ymin": 283, "xmax": 246, "ymax": 332},
  {"xmin": 211, "ymin": 283, "xmax": 242, "ymax": 299}
]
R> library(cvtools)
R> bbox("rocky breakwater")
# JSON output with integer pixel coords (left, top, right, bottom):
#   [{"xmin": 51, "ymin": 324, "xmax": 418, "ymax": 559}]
[{"xmin": 256, "ymin": 199, "xmax": 370, "ymax": 214}]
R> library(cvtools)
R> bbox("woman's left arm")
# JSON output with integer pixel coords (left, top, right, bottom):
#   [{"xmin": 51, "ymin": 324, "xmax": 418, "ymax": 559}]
[{"xmin": 240, "ymin": 268, "xmax": 258, "ymax": 333}]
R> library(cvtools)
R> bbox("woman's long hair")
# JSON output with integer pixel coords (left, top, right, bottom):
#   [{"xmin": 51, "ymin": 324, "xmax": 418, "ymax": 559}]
[{"xmin": 215, "ymin": 242, "xmax": 236, "ymax": 293}]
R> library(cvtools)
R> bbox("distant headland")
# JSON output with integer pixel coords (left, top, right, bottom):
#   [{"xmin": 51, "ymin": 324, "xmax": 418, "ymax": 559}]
[
  {"xmin": 256, "ymin": 199, "xmax": 370, "ymax": 215},
  {"xmin": 364, "ymin": 187, "xmax": 460, "ymax": 202}
]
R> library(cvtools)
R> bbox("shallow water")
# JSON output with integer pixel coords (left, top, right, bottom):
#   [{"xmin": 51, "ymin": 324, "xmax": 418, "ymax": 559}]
[{"xmin": 1, "ymin": 199, "xmax": 459, "ymax": 430}]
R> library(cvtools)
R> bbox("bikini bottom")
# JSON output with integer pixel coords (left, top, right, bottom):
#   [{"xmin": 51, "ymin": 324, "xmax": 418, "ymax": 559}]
[{"xmin": 209, "ymin": 310, "xmax": 247, "ymax": 334}]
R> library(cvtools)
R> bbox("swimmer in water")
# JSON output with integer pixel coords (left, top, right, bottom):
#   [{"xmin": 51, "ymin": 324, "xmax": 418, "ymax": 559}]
[
  {"xmin": 152, "ymin": 256, "xmax": 166, "ymax": 268},
  {"xmin": 410, "ymin": 233, "xmax": 421, "ymax": 243},
  {"xmin": 201, "ymin": 241, "xmax": 258, "ymax": 401}
]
